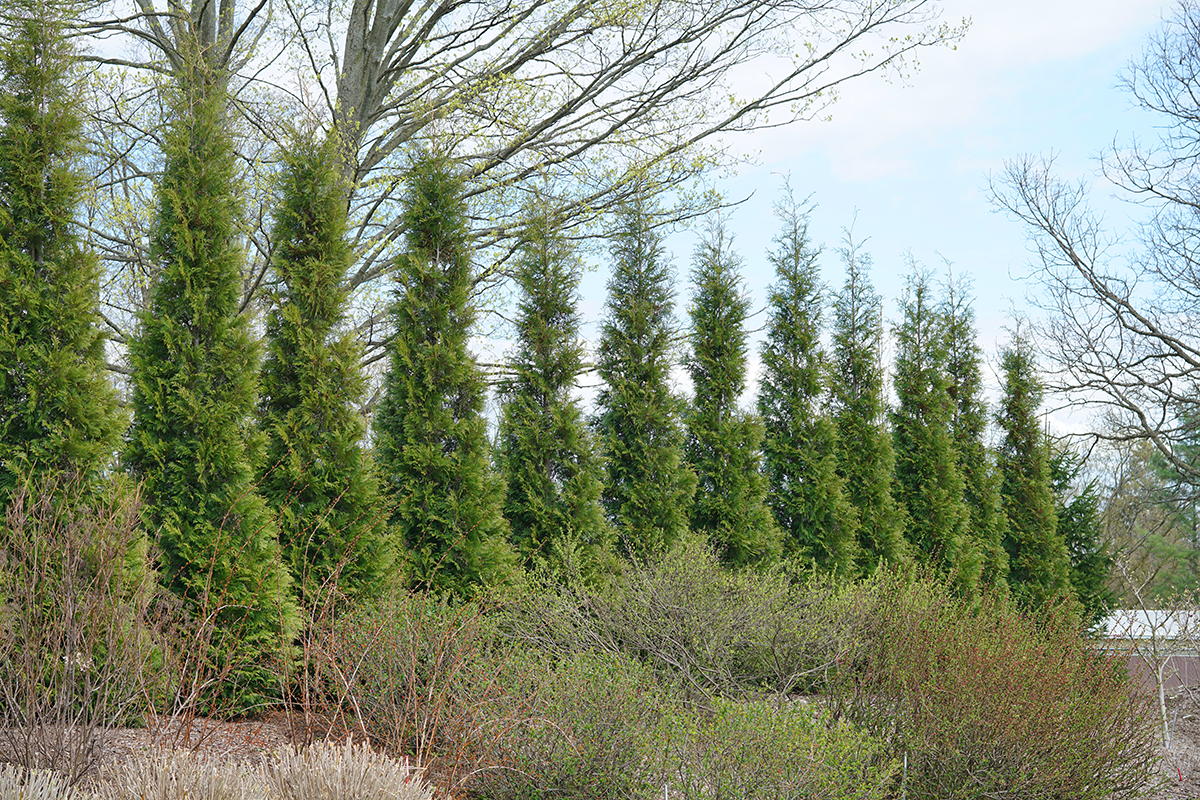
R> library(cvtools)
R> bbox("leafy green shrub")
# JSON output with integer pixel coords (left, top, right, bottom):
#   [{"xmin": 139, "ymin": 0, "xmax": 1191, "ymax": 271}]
[
  {"xmin": 667, "ymin": 698, "xmax": 896, "ymax": 800},
  {"xmin": 469, "ymin": 650, "xmax": 895, "ymax": 800},
  {"xmin": 468, "ymin": 651, "xmax": 676, "ymax": 800},
  {"xmin": 262, "ymin": 739, "xmax": 431, "ymax": 800},
  {"xmin": 830, "ymin": 573, "xmax": 1160, "ymax": 800}
]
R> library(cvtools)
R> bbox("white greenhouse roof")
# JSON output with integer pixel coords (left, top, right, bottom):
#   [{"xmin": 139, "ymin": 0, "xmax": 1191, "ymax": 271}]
[{"xmin": 1102, "ymin": 609, "xmax": 1200, "ymax": 640}]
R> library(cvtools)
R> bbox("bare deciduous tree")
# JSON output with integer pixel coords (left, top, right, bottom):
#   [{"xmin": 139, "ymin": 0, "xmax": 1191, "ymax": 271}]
[
  {"xmin": 78, "ymin": 0, "xmax": 965, "ymax": 371},
  {"xmin": 993, "ymin": 1, "xmax": 1200, "ymax": 484}
]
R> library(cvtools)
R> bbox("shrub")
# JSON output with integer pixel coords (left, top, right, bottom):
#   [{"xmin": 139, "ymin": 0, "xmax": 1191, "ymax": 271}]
[
  {"xmin": 262, "ymin": 739, "xmax": 431, "ymax": 800},
  {"xmin": 830, "ymin": 573, "xmax": 1160, "ymax": 800},
  {"xmin": 468, "ymin": 651, "xmax": 676, "ymax": 800},
  {"xmin": 93, "ymin": 749, "xmax": 267, "ymax": 800},
  {"xmin": 667, "ymin": 698, "xmax": 896, "ymax": 800},
  {"xmin": 0, "ymin": 765, "xmax": 76, "ymax": 800},
  {"xmin": 501, "ymin": 536, "xmax": 872, "ymax": 698},
  {"xmin": 320, "ymin": 590, "xmax": 509, "ymax": 789},
  {"xmin": 0, "ymin": 472, "xmax": 159, "ymax": 784}
]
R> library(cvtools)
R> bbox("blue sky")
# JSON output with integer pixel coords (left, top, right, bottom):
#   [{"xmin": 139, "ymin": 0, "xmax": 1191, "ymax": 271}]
[{"xmin": 571, "ymin": 0, "xmax": 1176, "ymax": 426}]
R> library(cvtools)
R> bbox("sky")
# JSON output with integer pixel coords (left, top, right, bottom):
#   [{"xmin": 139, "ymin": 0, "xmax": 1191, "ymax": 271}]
[{"xmin": 571, "ymin": 0, "xmax": 1177, "ymax": 429}]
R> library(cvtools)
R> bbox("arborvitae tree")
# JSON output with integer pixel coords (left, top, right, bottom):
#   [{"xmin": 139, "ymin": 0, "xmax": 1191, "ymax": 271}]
[
  {"xmin": 594, "ymin": 193, "xmax": 696, "ymax": 561},
  {"xmin": 1050, "ymin": 446, "xmax": 1116, "ymax": 626},
  {"xmin": 259, "ymin": 133, "xmax": 393, "ymax": 607},
  {"xmin": 829, "ymin": 234, "xmax": 906, "ymax": 573},
  {"xmin": 995, "ymin": 326, "xmax": 1072, "ymax": 610},
  {"xmin": 497, "ymin": 207, "xmax": 611, "ymax": 580},
  {"xmin": 684, "ymin": 217, "xmax": 780, "ymax": 566},
  {"xmin": 758, "ymin": 194, "xmax": 857, "ymax": 572},
  {"xmin": 124, "ymin": 61, "xmax": 298, "ymax": 702},
  {"xmin": 943, "ymin": 271, "xmax": 1009, "ymax": 588},
  {"xmin": 373, "ymin": 150, "xmax": 512, "ymax": 595},
  {"xmin": 0, "ymin": 0, "xmax": 123, "ymax": 500},
  {"xmin": 891, "ymin": 262, "xmax": 979, "ymax": 594}
]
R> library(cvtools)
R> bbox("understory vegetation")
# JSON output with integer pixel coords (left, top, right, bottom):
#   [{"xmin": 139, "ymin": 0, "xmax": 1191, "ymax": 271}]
[{"xmin": 0, "ymin": 480, "xmax": 1162, "ymax": 800}]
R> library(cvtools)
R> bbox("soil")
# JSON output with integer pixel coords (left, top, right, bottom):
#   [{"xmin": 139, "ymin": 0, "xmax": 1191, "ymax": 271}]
[{"xmin": 1154, "ymin": 691, "xmax": 1200, "ymax": 798}]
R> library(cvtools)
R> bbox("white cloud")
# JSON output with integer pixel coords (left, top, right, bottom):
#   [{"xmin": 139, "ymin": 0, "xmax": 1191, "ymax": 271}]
[{"xmin": 724, "ymin": 0, "xmax": 1171, "ymax": 180}]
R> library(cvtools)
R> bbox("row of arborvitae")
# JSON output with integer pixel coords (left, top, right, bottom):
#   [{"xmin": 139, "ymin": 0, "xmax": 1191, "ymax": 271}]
[{"xmin": 0, "ymin": 0, "xmax": 1111, "ymax": 710}]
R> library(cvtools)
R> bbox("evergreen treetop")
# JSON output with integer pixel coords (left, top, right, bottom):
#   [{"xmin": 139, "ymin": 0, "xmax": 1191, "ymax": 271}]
[
  {"xmin": 124, "ymin": 60, "xmax": 298, "ymax": 705},
  {"xmin": 373, "ymin": 148, "xmax": 513, "ymax": 595},
  {"xmin": 942, "ymin": 270, "xmax": 1008, "ymax": 588},
  {"xmin": 891, "ymin": 261, "xmax": 978, "ymax": 594},
  {"xmin": 259, "ymin": 131, "xmax": 394, "ymax": 606},
  {"xmin": 594, "ymin": 191, "xmax": 695, "ymax": 561},
  {"xmin": 758, "ymin": 190, "xmax": 857, "ymax": 572},
  {"xmin": 829, "ymin": 233, "xmax": 906, "ymax": 572},
  {"xmin": 1050, "ymin": 445, "xmax": 1117, "ymax": 626},
  {"xmin": 0, "ymin": 0, "xmax": 123, "ymax": 499},
  {"xmin": 497, "ymin": 205, "xmax": 611, "ymax": 580},
  {"xmin": 995, "ymin": 325, "xmax": 1072, "ymax": 610},
  {"xmin": 685, "ymin": 216, "xmax": 780, "ymax": 566}
]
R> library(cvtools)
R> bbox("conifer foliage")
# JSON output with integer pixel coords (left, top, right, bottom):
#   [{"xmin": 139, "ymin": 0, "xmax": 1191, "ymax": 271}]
[
  {"xmin": 0, "ymin": 0, "xmax": 122, "ymax": 499},
  {"xmin": 943, "ymin": 273, "xmax": 1008, "ymax": 588},
  {"xmin": 891, "ymin": 264, "xmax": 979, "ymax": 594},
  {"xmin": 829, "ymin": 236, "xmax": 906, "ymax": 573},
  {"xmin": 373, "ymin": 150, "xmax": 511, "ymax": 595},
  {"xmin": 1050, "ymin": 447, "xmax": 1116, "ymax": 625},
  {"xmin": 758, "ymin": 193, "xmax": 857, "ymax": 572},
  {"xmin": 995, "ymin": 326, "xmax": 1072, "ymax": 610},
  {"xmin": 124, "ymin": 61, "xmax": 298, "ymax": 698},
  {"xmin": 497, "ymin": 207, "xmax": 609, "ymax": 578},
  {"xmin": 684, "ymin": 218, "xmax": 779, "ymax": 565},
  {"xmin": 594, "ymin": 194, "xmax": 695, "ymax": 561},
  {"xmin": 259, "ymin": 133, "xmax": 393, "ymax": 606}
]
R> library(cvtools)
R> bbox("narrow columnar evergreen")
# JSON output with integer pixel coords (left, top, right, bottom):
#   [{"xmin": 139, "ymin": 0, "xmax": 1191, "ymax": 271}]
[
  {"xmin": 0, "ymin": 0, "xmax": 123, "ymax": 501},
  {"xmin": 124, "ymin": 61, "xmax": 298, "ymax": 702},
  {"xmin": 829, "ymin": 236, "xmax": 906, "ymax": 573},
  {"xmin": 1050, "ymin": 446, "xmax": 1116, "ymax": 625},
  {"xmin": 758, "ymin": 193, "xmax": 858, "ymax": 572},
  {"xmin": 943, "ymin": 273, "xmax": 1009, "ymax": 589},
  {"xmin": 594, "ymin": 193, "xmax": 696, "ymax": 561},
  {"xmin": 497, "ymin": 207, "xmax": 610, "ymax": 580},
  {"xmin": 373, "ymin": 150, "xmax": 512, "ymax": 595},
  {"xmin": 995, "ymin": 327, "xmax": 1072, "ymax": 610},
  {"xmin": 891, "ymin": 263, "xmax": 979, "ymax": 594},
  {"xmin": 259, "ymin": 133, "xmax": 393, "ymax": 606},
  {"xmin": 684, "ymin": 217, "xmax": 780, "ymax": 566}
]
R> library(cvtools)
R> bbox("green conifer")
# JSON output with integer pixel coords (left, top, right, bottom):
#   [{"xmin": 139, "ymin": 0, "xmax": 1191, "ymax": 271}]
[
  {"xmin": 684, "ymin": 217, "xmax": 780, "ymax": 566},
  {"xmin": 594, "ymin": 193, "xmax": 696, "ymax": 561},
  {"xmin": 758, "ymin": 193, "xmax": 857, "ymax": 572},
  {"xmin": 497, "ymin": 206, "xmax": 611, "ymax": 579},
  {"xmin": 1050, "ymin": 446, "xmax": 1116, "ymax": 625},
  {"xmin": 891, "ymin": 263, "xmax": 979, "ymax": 594},
  {"xmin": 259, "ymin": 133, "xmax": 393, "ymax": 606},
  {"xmin": 829, "ymin": 236, "xmax": 906, "ymax": 573},
  {"xmin": 124, "ymin": 60, "xmax": 298, "ymax": 703},
  {"xmin": 995, "ymin": 326, "xmax": 1072, "ymax": 609},
  {"xmin": 943, "ymin": 272, "xmax": 1009, "ymax": 588},
  {"xmin": 373, "ymin": 150, "xmax": 512, "ymax": 595},
  {"xmin": 0, "ymin": 0, "xmax": 122, "ymax": 499}
]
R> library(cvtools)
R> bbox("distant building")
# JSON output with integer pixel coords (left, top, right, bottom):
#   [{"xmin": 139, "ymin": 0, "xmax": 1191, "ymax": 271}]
[{"xmin": 1100, "ymin": 609, "xmax": 1200, "ymax": 691}]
